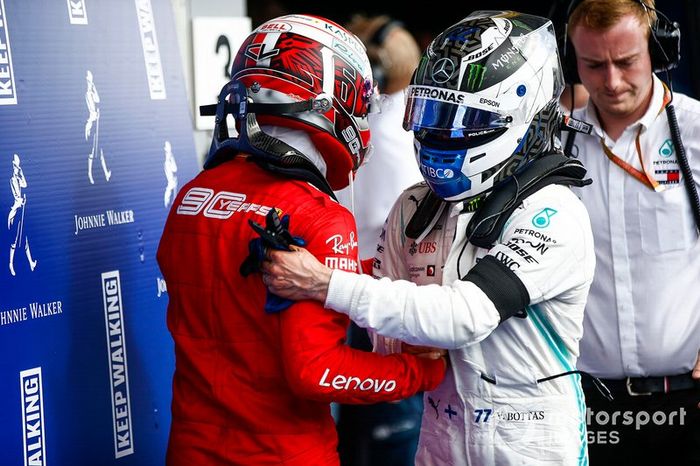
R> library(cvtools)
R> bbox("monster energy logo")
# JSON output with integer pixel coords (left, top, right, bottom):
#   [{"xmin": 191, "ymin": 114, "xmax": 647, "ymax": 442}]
[
  {"xmin": 467, "ymin": 64, "xmax": 486, "ymax": 91},
  {"xmin": 464, "ymin": 196, "xmax": 484, "ymax": 212}
]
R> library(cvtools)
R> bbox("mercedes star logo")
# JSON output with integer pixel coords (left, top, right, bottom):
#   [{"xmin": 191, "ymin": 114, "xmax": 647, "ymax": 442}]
[{"xmin": 431, "ymin": 58, "xmax": 455, "ymax": 84}]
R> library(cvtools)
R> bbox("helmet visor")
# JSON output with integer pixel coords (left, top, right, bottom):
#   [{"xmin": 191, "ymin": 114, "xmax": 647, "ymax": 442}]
[{"xmin": 403, "ymin": 87, "xmax": 512, "ymax": 133}]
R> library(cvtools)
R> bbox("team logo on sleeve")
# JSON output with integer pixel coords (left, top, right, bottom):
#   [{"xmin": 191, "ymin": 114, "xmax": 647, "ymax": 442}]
[{"xmin": 532, "ymin": 208, "xmax": 557, "ymax": 228}]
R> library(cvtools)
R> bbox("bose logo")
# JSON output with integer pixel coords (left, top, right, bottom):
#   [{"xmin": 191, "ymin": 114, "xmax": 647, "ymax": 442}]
[
  {"xmin": 319, "ymin": 368, "xmax": 397, "ymax": 393},
  {"xmin": 420, "ymin": 166, "xmax": 455, "ymax": 179}
]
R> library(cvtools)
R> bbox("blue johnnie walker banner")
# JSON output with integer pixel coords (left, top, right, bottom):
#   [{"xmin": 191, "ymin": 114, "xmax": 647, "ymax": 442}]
[{"xmin": 0, "ymin": 0, "xmax": 200, "ymax": 464}]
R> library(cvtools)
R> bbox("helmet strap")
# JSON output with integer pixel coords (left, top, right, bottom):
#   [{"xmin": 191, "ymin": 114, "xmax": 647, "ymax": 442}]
[{"xmin": 201, "ymin": 83, "xmax": 336, "ymax": 199}]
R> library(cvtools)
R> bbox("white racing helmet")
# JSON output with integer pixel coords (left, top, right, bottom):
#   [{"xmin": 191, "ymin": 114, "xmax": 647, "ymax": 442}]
[{"xmin": 404, "ymin": 11, "xmax": 564, "ymax": 201}]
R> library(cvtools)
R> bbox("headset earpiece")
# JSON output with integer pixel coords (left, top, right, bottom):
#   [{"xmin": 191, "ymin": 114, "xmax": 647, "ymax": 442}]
[{"xmin": 648, "ymin": 14, "xmax": 681, "ymax": 73}]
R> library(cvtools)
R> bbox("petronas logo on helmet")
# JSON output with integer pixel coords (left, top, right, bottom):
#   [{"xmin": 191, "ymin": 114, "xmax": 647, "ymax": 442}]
[{"xmin": 467, "ymin": 64, "xmax": 486, "ymax": 91}]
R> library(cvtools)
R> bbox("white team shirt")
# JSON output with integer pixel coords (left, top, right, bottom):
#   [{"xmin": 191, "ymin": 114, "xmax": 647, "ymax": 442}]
[{"xmin": 569, "ymin": 75, "xmax": 700, "ymax": 379}]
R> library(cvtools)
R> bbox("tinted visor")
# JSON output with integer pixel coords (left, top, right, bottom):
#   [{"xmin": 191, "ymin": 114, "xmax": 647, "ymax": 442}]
[
  {"xmin": 414, "ymin": 126, "xmax": 507, "ymax": 150},
  {"xmin": 403, "ymin": 95, "xmax": 511, "ymax": 133}
]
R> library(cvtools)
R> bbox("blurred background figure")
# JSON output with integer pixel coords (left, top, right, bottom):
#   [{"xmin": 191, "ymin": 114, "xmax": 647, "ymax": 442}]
[
  {"xmin": 560, "ymin": 83, "xmax": 590, "ymax": 113},
  {"xmin": 548, "ymin": 0, "xmax": 591, "ymax": 114},
  {"xmin": 333, "ymin": 14, "xmax": 424, "ymax": 466},
  {"xmin": 336, "ymin": 14, "xmax": 423, "ymax": 256}
]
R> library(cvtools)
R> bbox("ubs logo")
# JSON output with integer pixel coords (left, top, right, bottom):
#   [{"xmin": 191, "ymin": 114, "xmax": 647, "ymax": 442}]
[
  {"xmin": 418, "ymin": 242, "xmax": 437, "ymax": 254},
  {"xmin": 431, "ymin": 58, "xmax": 455, "ymax": 84}
]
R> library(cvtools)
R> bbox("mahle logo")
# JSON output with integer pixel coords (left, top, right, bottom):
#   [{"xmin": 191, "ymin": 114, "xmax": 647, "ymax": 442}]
[
  {"xmin": 532, "ymin": 208, "xmax": 557, "ymax": 228},
  {"xmin": 467, "ymin": 64, "xmax": 486, "ymax": 91}
]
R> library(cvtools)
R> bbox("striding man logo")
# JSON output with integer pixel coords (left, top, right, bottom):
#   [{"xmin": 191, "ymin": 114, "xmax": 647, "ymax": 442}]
[
  {"xmin": 163, "ymin": 141, "xmax": 178, "ymax": 208},
  {"xmin": 8, "ymin": 154, "xmax": 37, "ymax": 276},
  {"xmin": 84, "ymin": 70, "xmax": 111, "ymax": 184}
]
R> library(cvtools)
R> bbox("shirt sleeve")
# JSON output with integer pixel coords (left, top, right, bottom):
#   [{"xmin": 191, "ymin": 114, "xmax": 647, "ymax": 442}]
[
  {"xmin": 326, "ymin": 271, "xmax": 500, "ymax": 350},
  {"xmin": 279, "ymin": 205, "xmax": 445, "ymax": 404}
]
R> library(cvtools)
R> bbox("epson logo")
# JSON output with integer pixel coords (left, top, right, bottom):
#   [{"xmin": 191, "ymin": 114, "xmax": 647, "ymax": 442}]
[
  {"xmin": 101, "ymin": 271, "xmax": 134, "ymax": 458},
  {"xmin": 420, "ymin": 165, "xmax": 455, "ymax": 179},
  {"xmin": 319, "ymin": 368, "xmax": 396, "ymax": 392},
  {"xmin": 20, "ymin": 367, "xmax": 46, "ymax": 466},
  {"xmin": 479, "ymin": 97, "xmax": 500, "ymax": 108}
]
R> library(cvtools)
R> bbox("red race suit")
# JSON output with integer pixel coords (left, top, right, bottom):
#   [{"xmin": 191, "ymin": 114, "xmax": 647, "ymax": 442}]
[{"xmin": 157, "ymin": 156, "xmax": 445, "ymax": 465}]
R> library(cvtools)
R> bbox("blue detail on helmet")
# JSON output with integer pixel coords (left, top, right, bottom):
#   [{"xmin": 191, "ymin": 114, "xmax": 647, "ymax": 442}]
[
  {"xmin": 517, "ymin": 84, "xmax": 527, "ymax": 97},
  {"xmin": 417, "ymin": 143, "xmax": 471, "ymax": 199},
  {"xmin": 446, "ymin": 26, "xmax": 479, "ymax": 43}
]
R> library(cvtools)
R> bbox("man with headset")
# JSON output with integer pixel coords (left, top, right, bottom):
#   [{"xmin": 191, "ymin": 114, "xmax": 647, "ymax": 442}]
[{"xmin": 564, "ymin": 0, "xmax": 700, "ymax": 463}]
